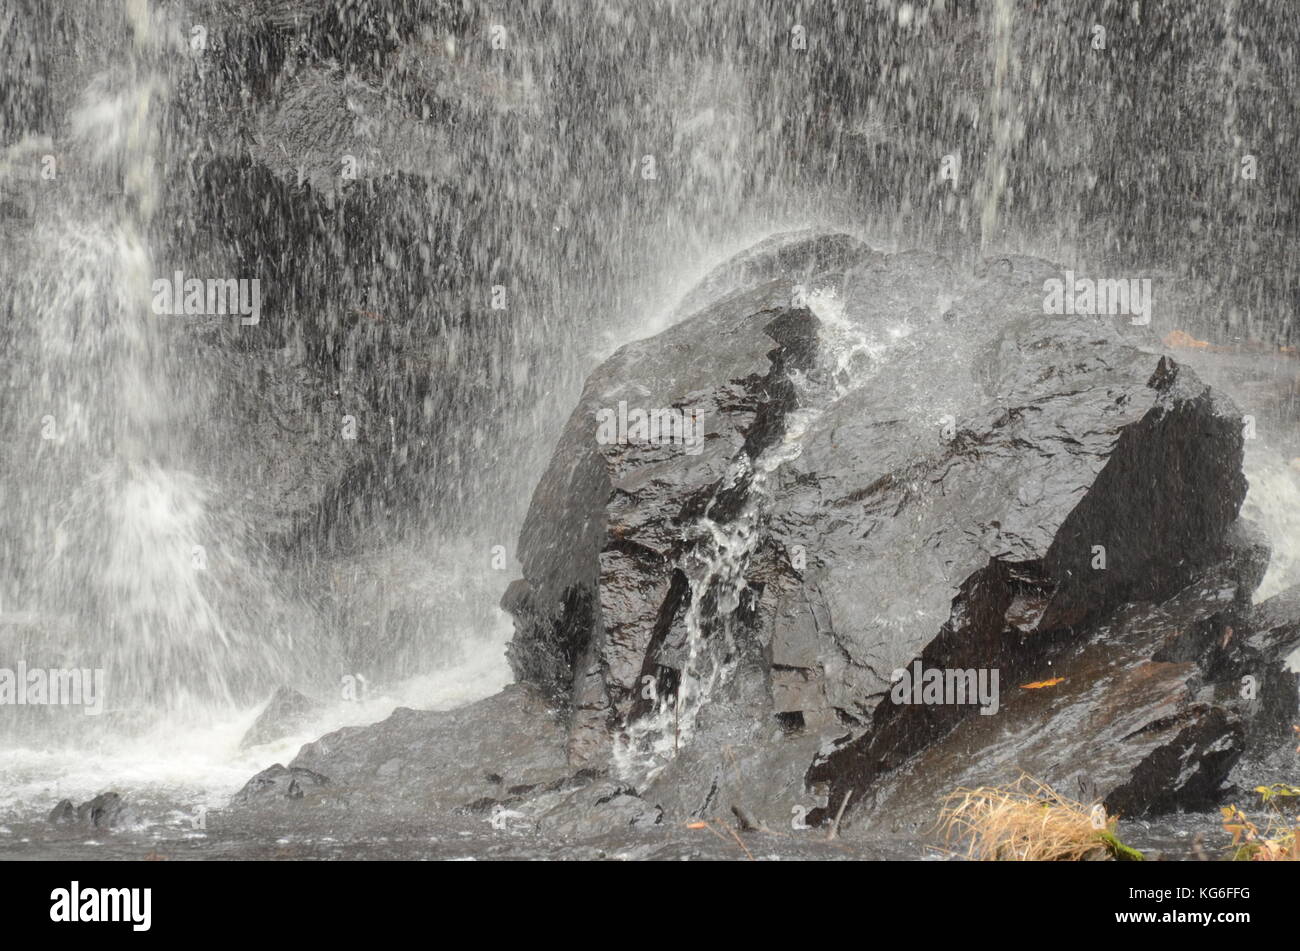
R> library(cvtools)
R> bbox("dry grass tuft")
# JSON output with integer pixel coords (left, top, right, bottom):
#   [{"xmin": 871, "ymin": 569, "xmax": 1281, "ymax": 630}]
[
  {"xmin": 1219, "ymin": 738, "xmax": 1300, "ymax": 861},
  {"xmin": 1222, "ymin": 806, "xmax": 1299, "ymax": 861},
  {"xmin": 938, "ymin": 774, "xmax": 1141, "ymax": 861},
  {"xmin": 1222, "ymin": 792, "xmax": 1300, "ymax": 862}
]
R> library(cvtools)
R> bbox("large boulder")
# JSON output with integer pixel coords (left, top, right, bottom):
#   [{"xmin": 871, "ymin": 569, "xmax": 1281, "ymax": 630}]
[{"xmin": 503, "ymin": 231, "xmax": 1283, "ymax": 833}]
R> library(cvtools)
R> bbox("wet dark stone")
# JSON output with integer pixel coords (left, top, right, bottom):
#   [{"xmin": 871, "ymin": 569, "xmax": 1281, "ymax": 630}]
[
  {"xmin": 503, "ymin": 232, "xmax": 1272, "ymax": 833},
  {"xmin": 47, "ymin": 791, "xmax": 138, "ymax": 829},
  {"xmin": 240, "ymin": 686, "xmax": 326, "ymax": 750},
  {"xmin": 1245, "ymin": 583, "xmax": 1300, "ymax": 658},
  {"xmin": 233, "ymin": 764, "xmax": 330, "ymax": 803},
  {"xmin": 229, "ymin": 685, "xmax": 570, "ymax": 821}
]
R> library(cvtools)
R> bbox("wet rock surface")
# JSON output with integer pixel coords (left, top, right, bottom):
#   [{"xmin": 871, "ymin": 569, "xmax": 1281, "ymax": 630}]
[
  {"xmin": 234, "ymin": 764, "xmax": 330, "ymax": 803},
  {"xmin": 240, "ymin": 686, "xmax": 327, "ymax": 749},
  {"xmin": 227, "ymin": 685, "xmax": 569, "ymax": 822},
  {"xmin": 859, "ymin": 540, "xmax": 1295, "ymax": 832},
  {"xmin": 48, "ymin": 792, "xmax": 140, "ymax": 830},
  {"xmin": 497, "ymin": 230, "xmax": 1296, "ymax": 840}
]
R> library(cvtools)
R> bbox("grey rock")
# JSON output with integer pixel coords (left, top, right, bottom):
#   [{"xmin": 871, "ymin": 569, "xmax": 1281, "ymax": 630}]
[
  {"xmin": 240, "ymin": 685, "xmax": 326, "ymax": 749},
  {"xmin": 233, "ymin": 764, "xmax": 330, "ymax": 803},
  {"xmin": 47, "ymin": 791, "xmax": 139, "ymax": 829},
  {"xmin": 536, "ymin": 781, "xmax": 663, "ymax": 839},
  {"xmin": 849, "ymin": 544, "xmax": 1296, "ymax": 833},
  {"xmin": 504, "ymin": 231, "xmax": 1267, "ymax": 831},
  {"xmin": 259, "ymin": 685, "xmax": 570, "ymax": 817}
]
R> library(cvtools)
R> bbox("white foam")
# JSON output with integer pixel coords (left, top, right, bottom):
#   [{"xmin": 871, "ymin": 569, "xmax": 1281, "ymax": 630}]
[
  {"xmin": 0, "ymin": 615, "xmax": 511, "ymax": 815},
  {"xmin": 1243, "ymin": 452, "xmax": 1300, "ymax": 604}
]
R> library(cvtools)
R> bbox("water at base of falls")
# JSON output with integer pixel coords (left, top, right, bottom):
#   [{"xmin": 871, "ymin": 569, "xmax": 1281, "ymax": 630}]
[
  {"xmin": 0, "ymin": 617, "xmax": 512, "ymax": 817},
  {"xmin": 1242, "ymin": 454, "xmax": 1300, "ymax": 607}
]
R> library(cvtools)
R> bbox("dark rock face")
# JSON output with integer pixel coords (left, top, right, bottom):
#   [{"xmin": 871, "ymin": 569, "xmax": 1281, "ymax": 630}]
[
  {"xmin": 847, "ymin": 530, "xmax": 1292, "ymax": 830},
  {"xmin": 503, "ymin": 231, "xmax": 1291, "ymax": 832},
  {"xmin": 504, "ymin": 233, "xmax": 851, "ymax": 765},
  {"xmin": 47, "ymin": 792, "xmax": 139, "ymax": 829},
  {"xmin": 1246, "ymin": 583, "xmax": 1300, "ymax": 657}
]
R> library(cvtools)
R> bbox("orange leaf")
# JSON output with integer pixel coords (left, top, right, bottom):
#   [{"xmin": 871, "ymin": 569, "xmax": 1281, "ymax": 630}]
[
  {"xmin": 1020, "ymin": 677, "xmax": 1065, "ymax": 689},
  {"xmin": 1163, "ymin": 329, "xmax": 1210, "ymax": 349}
]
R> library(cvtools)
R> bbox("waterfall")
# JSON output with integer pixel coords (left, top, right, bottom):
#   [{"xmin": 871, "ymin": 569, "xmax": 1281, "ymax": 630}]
[
  {"xmin": 979, "ymin": 0, "xmax": 1016, "ymax": 251},
  {"xmin": 0, "ymin": 0, "xmax": 1294, "ymax": 837},
  {"xmin": 1, "ymin": 1, "xmax": 300, "ymax": 736}
]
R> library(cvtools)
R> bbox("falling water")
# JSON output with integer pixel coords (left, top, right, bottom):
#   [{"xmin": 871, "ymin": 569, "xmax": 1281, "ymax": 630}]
[
  {"xmin": 0, "ymin": 2, "xmax": 304, "ymax": 737},
  {"xmin": 979, "ymin": 0, "xmax": 1015, "ymax": 250}
]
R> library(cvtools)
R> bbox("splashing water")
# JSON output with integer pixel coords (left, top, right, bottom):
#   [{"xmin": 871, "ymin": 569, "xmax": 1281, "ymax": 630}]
[
  {"xmin": 613, "ymin": 460, "xmax": 766, "ymax": 782},
  {"xmin": 1243, "ymin": 453, "xmax": 1300, "ymax": 604}
]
